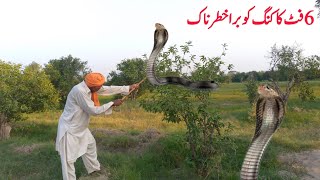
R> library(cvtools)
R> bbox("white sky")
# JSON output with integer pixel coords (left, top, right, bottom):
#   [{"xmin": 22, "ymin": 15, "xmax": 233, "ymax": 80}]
[{"xmin": 0, "ymin": 0, "xmax": 319, "ymax": 76}]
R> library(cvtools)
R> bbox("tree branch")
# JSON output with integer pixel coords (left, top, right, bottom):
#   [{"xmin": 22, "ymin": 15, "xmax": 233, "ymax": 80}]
[
  {"xmin": 283, "ymin": 76, "xmax": 296, "ymax": 103},
  {"xmin": 269, "ymin": 78, "xmax": 284, "ymax": 99}
]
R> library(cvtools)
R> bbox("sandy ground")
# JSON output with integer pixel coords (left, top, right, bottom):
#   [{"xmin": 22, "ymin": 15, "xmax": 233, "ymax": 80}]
[{"xmin": 279, "ymin": 150, "xmax": 320, "ymax": 180}]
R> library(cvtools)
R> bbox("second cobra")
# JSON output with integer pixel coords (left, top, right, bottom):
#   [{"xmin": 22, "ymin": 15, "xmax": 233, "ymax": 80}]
[{"xmin": 240, "ymin": 85, "xmax": 285, "ymax": 180}]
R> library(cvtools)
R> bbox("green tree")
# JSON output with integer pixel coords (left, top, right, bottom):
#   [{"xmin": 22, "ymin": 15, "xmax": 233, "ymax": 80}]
[
  {"xmin": 140, "ymin": 42, "xmax": 234, "ymax": 177},
  {"xmin": 268, "ymin": 44, "xmax": 317, "ymax": 102},
  {"xmin": 44, "ymin": 55, "xmax": 91, "ymax": 107},
  {"xmin": 19, "ymin": 62, "xmax": 60, "ymax": 112},
  {"xmin": 304, "ymin": 55, "xmax": 320, "ymax": 80},
  {"xmin": 107, "ymin": 57, "xmax": 150, "ymax": 99},
  {"xmin": 0, "ymin": 61, "xmax": 23, "ymax": 139},
  {"xmin": 0, "ymin": 61, "xmax": 59, "ymax": 139}
]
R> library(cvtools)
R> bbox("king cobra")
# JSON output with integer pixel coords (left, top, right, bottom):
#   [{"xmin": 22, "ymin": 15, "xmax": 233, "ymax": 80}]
[
  {"xmin": 146, "ymin": 23, "xmax": 219, "ymax": 90},
  {"xmin": 240, "ymin": 85, "xmax": 285, "ymax": 180}
]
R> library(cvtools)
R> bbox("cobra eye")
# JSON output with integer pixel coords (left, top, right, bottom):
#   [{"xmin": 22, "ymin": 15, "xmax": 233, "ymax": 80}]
[{"xmin": 266, "ymin": 86, "xmax": 270, "ymax": 89}]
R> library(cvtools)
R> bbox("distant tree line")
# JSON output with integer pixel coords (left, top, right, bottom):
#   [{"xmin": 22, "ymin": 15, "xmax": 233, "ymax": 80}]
[{"xmin": 229, "ymin": 65, "xmax": 320, "ymax": 83}]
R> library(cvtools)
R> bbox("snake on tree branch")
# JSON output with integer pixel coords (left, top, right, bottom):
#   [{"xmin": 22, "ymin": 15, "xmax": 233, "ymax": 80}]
[{"xmin": 146, "ymin": 23, "xmax": 219, "ymax": 90}]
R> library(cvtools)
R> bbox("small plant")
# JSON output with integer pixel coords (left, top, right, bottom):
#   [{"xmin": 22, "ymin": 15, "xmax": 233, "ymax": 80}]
[
  {"xmin": 297, "ymin": 82, "xmax": 316, "ymax": 101},
  {"xmin": 247, "ymin": 102, "xmax": 256, "ymax": 121},
  {"xmin": 243, "ymin": 75, "xmax": 259, "ymax": 121},
  {"xmin": 244, "ymin": 76, "xmax": 259, "ymax": 104}
]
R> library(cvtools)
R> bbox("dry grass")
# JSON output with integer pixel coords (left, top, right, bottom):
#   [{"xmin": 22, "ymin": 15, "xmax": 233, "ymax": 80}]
[
  {"xmin": 13, "ymin": 143, "xmax": 44, "ymax": 154},
  {"xmin": 25, "ymin": 106, "xmax": 185, "ymax": 134},
  {"xmin": 90, "ymin": 109, "xmax": 185, "ymax": 133}
]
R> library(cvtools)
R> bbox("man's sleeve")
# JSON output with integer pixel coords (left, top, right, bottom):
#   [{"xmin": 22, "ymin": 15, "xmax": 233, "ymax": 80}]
[
  {"xmin": 74, "ymin": 90, "xmax": 114, "ymax": 116},
  {"xmin": 97, "ymin": 86, "xmax": 130, "ymax": 96}
]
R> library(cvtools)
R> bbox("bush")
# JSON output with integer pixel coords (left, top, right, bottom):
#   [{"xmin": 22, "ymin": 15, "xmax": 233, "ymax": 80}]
[
  {"xmin": 140, "ymin": 42, "xmax": 234, "ymax": 176},
  {"xmin": 297, "ymin": 82, "xmax": 316, "ymax": 101},
  {"xmin": 244, "ymin": 76, "xmax": 259, "ymax": 104}
]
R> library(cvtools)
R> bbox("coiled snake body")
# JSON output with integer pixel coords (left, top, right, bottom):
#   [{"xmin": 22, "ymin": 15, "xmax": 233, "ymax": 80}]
[
  {"xmin": 240, "ymin": 85, "xmax": 285, "ymax": 180},
  {"xmin": 146, "ymin": 23, "xmax": 218, "ymax": 90}
]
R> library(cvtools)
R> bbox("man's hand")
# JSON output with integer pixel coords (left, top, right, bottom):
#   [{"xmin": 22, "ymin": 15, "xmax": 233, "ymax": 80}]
[
  {"xmin": 112, "ymin": 99, "xmax": 123, "ymax": 106},
  {"xmin": 129, "ymin": 83, "xmax": 140, "ymax": 91}
]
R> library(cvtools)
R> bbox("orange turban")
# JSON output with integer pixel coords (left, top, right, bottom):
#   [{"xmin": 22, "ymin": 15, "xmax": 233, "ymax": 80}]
[
  {"xmin": 84, "ymin": 73, "xmax": 106, "ymax": 106},
  {"xmin": 85, "ymin": 73, "xmax": 105, "ymax": 87}
]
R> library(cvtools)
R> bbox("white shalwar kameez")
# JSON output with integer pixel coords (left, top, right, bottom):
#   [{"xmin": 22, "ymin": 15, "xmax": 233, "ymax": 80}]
[{"xmin": 55, "ymin": 81, "xmax": 129, "ymax": 180}]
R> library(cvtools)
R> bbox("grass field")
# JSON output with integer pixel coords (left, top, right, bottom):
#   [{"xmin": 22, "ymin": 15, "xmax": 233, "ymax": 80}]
[{"xmin": 0, "ymin": 82, "xmax": 319, "ymax": 179}]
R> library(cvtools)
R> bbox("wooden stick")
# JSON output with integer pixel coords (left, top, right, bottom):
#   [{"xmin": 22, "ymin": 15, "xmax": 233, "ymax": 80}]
[{"xmin": 121, "ymin": 77, "xmax": 147, "ymax": 101}]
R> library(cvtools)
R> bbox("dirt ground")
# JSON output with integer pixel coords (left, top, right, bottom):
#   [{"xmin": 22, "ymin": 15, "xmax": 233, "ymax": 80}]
[{"xmin": 279, "ymin": 150, "xmax": 320, "ymax": 180}]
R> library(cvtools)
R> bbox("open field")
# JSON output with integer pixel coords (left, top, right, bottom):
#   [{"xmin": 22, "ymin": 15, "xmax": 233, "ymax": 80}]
[{"xmin": 0, "ymin": 81, "xmax": 319, "ymax": 179}]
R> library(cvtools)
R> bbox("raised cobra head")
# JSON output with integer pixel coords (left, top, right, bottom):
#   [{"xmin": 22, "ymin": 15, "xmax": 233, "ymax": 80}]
[
  {"xmin": 152, "ymin": 23, "xmax": 168, "ymax": 52},
  {"xmin": 155, "ymin": 23, "xmax": 166, "ymax": 30},
  {"xmin": 257, "ymin": 84, "xmax": 279, "ymax": 98}
]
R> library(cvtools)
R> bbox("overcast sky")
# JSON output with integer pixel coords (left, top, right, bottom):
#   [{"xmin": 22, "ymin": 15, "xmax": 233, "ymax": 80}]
[{"xmin": 0, "ymin": 0, "xmax": 319, "ymax": 76}]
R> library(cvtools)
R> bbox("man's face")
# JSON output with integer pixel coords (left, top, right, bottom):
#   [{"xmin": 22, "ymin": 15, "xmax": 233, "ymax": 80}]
[{"xmin": 89, "ymin": 85, "xmax": 102, "ymax": 92}]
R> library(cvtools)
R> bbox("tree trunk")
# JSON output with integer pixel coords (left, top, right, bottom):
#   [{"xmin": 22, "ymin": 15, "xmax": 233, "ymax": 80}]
[{"xmin": 0, "ymin": 114, "xmax": 11, "ymax": 140}]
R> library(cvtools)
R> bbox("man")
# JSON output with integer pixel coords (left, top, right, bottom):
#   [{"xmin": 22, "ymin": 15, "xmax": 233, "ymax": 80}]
[{"xmin": 55, "ymin": 72, "xmax": 139, "ymax": 180}]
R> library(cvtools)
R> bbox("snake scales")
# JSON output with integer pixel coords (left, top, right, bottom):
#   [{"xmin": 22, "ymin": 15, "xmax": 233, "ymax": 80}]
[
  {"xmin": 146, "ymin": 23, "xmax": 218, "ymax": 90},
  {"xmin": 241, "ymin": 85, "xmax": 285, "ymax": 180}
]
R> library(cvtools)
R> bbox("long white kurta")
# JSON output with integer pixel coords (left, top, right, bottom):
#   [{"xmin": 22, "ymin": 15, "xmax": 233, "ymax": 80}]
[{"xmin": 55, "ymin": 81, "xmax": 129, "ymax": 162}]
